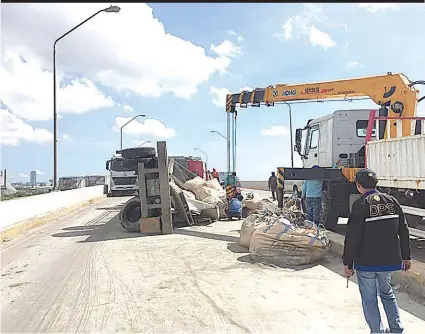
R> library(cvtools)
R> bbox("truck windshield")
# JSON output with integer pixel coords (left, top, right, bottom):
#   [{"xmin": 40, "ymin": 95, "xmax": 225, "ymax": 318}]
[{"xmin": 110, "ymin": 159, "xmax": 137, "ymax": 172}]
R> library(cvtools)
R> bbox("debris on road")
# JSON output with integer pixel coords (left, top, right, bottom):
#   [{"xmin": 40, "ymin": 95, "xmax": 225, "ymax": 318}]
[{"xmin": 239, "ymin": 194, "xmax": 331, "ymax": 267}]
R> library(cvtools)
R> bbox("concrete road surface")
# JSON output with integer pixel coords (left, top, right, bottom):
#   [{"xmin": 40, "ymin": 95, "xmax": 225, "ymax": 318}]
[{"xmin": 1, "ymin": 196, "xmax": 425, "ymax": 333}]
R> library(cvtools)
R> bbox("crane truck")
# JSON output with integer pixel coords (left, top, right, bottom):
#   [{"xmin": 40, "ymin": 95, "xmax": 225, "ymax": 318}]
[{"xmin": 225, "ymin": 72, "xmax": 424, "ymax": 231}]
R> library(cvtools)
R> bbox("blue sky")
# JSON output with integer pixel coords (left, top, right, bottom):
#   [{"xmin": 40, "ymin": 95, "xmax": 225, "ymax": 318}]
[{"xmin": 1, "ymin": 3, "xmax": 424, "ymax": 181}]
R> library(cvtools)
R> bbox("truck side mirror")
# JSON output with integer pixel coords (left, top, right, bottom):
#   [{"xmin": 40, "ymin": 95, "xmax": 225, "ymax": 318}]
[
  {"xmin": 106, "ymin": 160, "xmax": 111, "ymax": 171},
  {"xmin": 294, "ymin": 128, "xmax": 302, "ymax": 154}
]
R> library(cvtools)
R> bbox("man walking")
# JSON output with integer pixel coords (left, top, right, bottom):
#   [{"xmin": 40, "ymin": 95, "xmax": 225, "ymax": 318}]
[
  {"xmin": 343, "ymin": 168, "xmax": 411, "ymax": 333},
  {"xmin": 268, "ymin": 171, "xmax": 278, "ymax": 201},
  {"xmin": 301, "ymin": 165, "xmax": 323, "ymax": 225}
]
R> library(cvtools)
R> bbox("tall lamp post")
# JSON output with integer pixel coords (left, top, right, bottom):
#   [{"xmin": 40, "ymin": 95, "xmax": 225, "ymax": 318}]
[
  {"xmin": 194, "ymin": 148, "xmax": 208, "ymax": 170},
  {"xmin": 210, "ymin": 130, "xmax": 230, "ymax": 174},
  {"xmin": 53, "ymin": 5, "xmax": 121, "ymax": 190},
  {"xmin": 283, "ymin": 101, "xmax": 294, "ymax": 168},
  {"xmin": 120, "ymin": 114, "xmax": 146, "ymax": 150}
]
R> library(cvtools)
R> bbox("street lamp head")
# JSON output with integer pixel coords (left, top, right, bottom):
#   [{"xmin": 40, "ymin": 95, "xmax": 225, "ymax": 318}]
[
  {"xmin": 138, "ymin": 114, "xmax": 146, "ymax": 117},
  {"xmin": 104, "ymin": 5, "xmax": 121, "ymax": 13}
]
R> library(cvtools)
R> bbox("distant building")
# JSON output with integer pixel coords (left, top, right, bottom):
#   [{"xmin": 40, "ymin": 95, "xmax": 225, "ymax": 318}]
[{"xmin": 30, "ymin": 170, "xmax": 37, "ymax": 186}]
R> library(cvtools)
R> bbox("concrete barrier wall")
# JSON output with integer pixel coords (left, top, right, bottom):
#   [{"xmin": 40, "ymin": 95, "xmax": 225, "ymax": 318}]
[
  {"xmin": 0, "ymin": 185, "xmax": 105, "ymax": 231},
  {"xmin": 239, "ymin": 181, "xmax": 269, "ymax": 191}
]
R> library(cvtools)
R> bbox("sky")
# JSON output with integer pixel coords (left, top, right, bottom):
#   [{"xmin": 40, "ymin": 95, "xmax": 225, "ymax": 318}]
[{"xmin": 1, "ymin": 3, "xmax": 425, "ymax": 182}]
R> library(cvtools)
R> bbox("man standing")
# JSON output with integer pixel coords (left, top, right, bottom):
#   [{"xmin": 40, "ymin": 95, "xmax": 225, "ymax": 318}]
[
  {"xmin": 225, "ymin": 171, "xmax": 240, "ymax": 199},
  {"xmin": 301, "ymin": 165, "xmax": 323, "ymax": 225},
  {"xmin": 343, "ymin": 168, "xmax": 411, "ymax": 333},
  {"xmin": 268, "ymin": 172, "xmax": 278, "ymax": 201},
  {"xmin": 212, "ymin": 168, "xmax": 220, "ymax": 182}
]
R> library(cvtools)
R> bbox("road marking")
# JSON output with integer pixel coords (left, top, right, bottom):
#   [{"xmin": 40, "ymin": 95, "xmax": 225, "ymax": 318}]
[{"xmin": 1, "ymin": 234, "xmax": 37, "ymax": 253}]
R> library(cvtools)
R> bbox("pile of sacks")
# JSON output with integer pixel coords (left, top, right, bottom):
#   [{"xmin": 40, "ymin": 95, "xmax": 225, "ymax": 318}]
[
  {"xmin": 183, "ymin": 177, "xmax": 227, "ymax": 217},
  {"xmin": 239, "ymin": 210, "xmax": 330, "ymax": 267}
]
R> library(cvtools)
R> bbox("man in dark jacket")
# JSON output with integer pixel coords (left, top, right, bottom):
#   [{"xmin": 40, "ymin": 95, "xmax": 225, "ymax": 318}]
[
  {"xmin": 343, "ymin": 168, "xmax": 411, "ymax": 333},
  {"xmin": 268, "ymin": 172, "xmax": 278, "ymax": 201}
]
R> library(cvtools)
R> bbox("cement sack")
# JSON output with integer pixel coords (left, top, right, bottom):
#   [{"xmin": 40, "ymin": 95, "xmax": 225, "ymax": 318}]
[
  {"xmin": 205, "ymin": 178, "xmax": 223, "ymax": 191},
  {"xmin": 249, "ymin": 218, "xmax": 330, "ymax": 266},
  {"xmin": 238, "ymin": 214, "xmax": 268, "ymax": 248},
  {"xmin": 183, "ymin": 177, "xmax": 205, "ymax": 191},
  {"xmin": 201, "ymin": 207, "xmax": 220, "ymax": 221},
  {"xmin": 191, "ymin": 185, "xmax": 221, "ymax": 201},
  {"xmin": 243, "ymin": 192, "xmax": 263, "ymax": 210},
  {"xmin": 203, "ymin": 195, "xmax": 224, "ymax": 206}
]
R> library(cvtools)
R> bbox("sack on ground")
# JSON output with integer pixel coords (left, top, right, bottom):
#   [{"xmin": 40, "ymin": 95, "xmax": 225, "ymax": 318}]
[
  {"xmin": 249, "ymin": 217, "xmax": 330, "ymax": 266},
  {"xmin": 238, "ymin": 214, "xmax": 268, "ymax": 248},
  {"xmin": 183, "ymin": 177, "xmax": 205, "ymax": 191},
  {"xmin": 243, "ymin": 192, "xmax": 262, "ymax": 210},
  {"xmin": 205, "ymin": 178, "xmax": 223, "ymax": 191},
  {"xmin": 191, "ymin": 185, "xmax": 221, "ymax": 201}
]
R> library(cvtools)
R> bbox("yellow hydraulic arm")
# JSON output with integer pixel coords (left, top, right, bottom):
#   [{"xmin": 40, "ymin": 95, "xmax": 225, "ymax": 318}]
[{"xmin": 225, "ymin": 72, "xmax": 421, "ymax": 138}]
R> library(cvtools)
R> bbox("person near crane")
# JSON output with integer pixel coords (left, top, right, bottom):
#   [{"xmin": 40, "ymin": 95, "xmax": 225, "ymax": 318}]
[
  {"xmin": 301, "ymin": 165, "xmax": 323, "ymax": 225},
  {"xmin": 268, "ymin": 171, "xmax": 278, "ymax": 201},
  {"xmin": 225, "ymin": 171, "xmax": 240, "ymax": 199},
  {"xmin": 342, "ymin": 168, "xmax": 411, "ymax": 334},
  {"xmin": 212, "ymin": 168, "xmax": 220, "ymax": 182}
]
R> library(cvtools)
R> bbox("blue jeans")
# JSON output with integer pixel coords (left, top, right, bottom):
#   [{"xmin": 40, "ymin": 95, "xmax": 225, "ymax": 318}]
[
  {"xmin": 357, "ymin": 270, "xmax": 404, "ymax": 333},
  {"xmin": 305, "ymin": 197, "xmax": 321, "ymax": 224}
]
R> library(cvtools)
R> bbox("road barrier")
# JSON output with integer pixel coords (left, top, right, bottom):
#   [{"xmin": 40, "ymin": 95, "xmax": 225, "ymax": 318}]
[{"xmin": 0, "ymin": 185, "xmax": 105, "ymax": 242}]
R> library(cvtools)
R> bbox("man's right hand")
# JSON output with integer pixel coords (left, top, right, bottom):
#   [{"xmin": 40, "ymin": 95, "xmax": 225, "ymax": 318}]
[{"xmin": 402, "ymin": 260, "xmax": 412, "ymax": 271}]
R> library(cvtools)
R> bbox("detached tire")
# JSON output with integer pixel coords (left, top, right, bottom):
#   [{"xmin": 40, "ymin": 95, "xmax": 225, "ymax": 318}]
[
  {"xmin": 120, "ymin": 197, "xmax": 142, "ymax": 232},
  {"xmin": 119, "ymin": 147, "xmax": 156, "ymax": 159}
]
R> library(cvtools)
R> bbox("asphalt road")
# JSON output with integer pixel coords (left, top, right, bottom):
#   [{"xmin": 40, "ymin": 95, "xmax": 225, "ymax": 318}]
[{"xmin": 1, "ymin": 196, "xmax": 425, "ymax": 333}]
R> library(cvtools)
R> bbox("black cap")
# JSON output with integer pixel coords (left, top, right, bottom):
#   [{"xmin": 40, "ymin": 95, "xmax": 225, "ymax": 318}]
[{"xmin": 355, "ymin": 168, "xmax": 378, "ymax": 188}]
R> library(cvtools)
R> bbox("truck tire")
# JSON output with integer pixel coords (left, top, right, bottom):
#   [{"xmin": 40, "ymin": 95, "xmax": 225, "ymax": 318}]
[
  {"xmin": 320, "ymin": 190, "xmax": 339, "ymax": 231},
  {"xmin": 120, "ymin": 197, "xmax": 142, "ymax": 232},
  {"xmin": 405, "ymin": 214, "xmax": 423, "ymax": 229},
  {"xmin": 118, "ymin": 147, "xmax": 156, "ymax": 159}
]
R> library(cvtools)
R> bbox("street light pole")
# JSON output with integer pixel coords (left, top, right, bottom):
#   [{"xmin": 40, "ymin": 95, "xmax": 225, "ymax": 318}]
[
  {"xmin": 283, "ymin": 102, "xmax": 294, "ymax": 168},
  {"xmin": 52, "ymin": 5, "xmax": 121, "ymax": 190},
  {"xmin": 210, "ymin": 130, "xmax": 230, "ymax": 173},
  {"xmin": 194, "ymin": 148, "xmax": 208, "ymax": 170},
  {"xmin": 120, "ymin": 114, "xmax": 146, "ymax": 150}
]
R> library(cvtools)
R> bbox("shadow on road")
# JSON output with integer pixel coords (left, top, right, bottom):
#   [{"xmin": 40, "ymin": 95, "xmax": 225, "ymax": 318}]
[
  {"xmin": 320, "ymin": 252, "xmax": 425, "ymax": 322},
  {"xmin": 51, "ymin": 212, "xmax": 148, "ymax": 243},
  {"xmin": 174, "ymin": 228, "xmax": 238, "ymax": 243}
]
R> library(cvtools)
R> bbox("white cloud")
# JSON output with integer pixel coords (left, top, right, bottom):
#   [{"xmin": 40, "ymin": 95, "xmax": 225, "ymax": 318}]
[
  {"xmin": 210, "ymin": 86, "xmax": 255, "ymax": 108},
  {"xmin": 113, "ymin": 117, "xmax": 176, "ymax": 138},
  {"xmin": 123, "ymin": 104, "xmax": 134, "ymax": 112},
  {"xmin": 228, "ymin": 30, "xmax": 244, "ymax": 44},
  {"xmin": 346, "ymin": 61, "xmax": 365, "ymax": 69},
  {"xmin": 240, "ymin": 86, "xmax": 254, "ymax": 92},
  {"xmin": 0, "ymin": 50, "xmax": 114, "ymax": 121},
  {"xmin": 357, "ymin": 4, "xmax": 400, "ymax": 12},
  {"xmin": 35, "ymin": 169, "xmax": 45, "ymax": 175},
  {"xmin": 62, "ymin": 134, "xmax": 72, "ymax": 141},
  {"xmin": 0, "ymin": 108, "xmax": 53, "ymax": 146},
  {"xmin": 1, "ymin": 3, "xmax": 242, "ymax": 101},
  {"xmin": 210, "ymin": 40, "xmax": 242, "ymax": 58},
  {"xmin": 261, "ymin": 126, "xmax": 290, "ymax": 137},
  {"xmin": 308, "ymin": 26, "xmax": 335, "ymax": 49},
  {"xmin": 273, "ymin": 4, "xmax": 336, "ymax": 49},
  {"xmin": 18, "ymin": 173, "xmax": 28, "ymax": 178},
  {"xmin": 210, "ymin": 86, "xmax": 231, "ymax": 108},
  {"xmin": 274, "ymin": 19, "xmax": 293, "ymax": 41}
]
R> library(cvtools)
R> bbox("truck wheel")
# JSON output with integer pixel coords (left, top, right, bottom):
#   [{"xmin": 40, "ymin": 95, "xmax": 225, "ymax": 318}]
[
  {"xmin": 320, "ymin": 190, "xmax": 339, "ymax": 231},
  {"xmin": 405, "ymin": 214, "xmax": 423, "ymax": 229},
  {"xmin": 120, "ymin": 197, "xmax": 141, "ymax": 232},
  {"xmin": 118, "ymin": 147, "xmax": 156, "ymax": 159}
]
